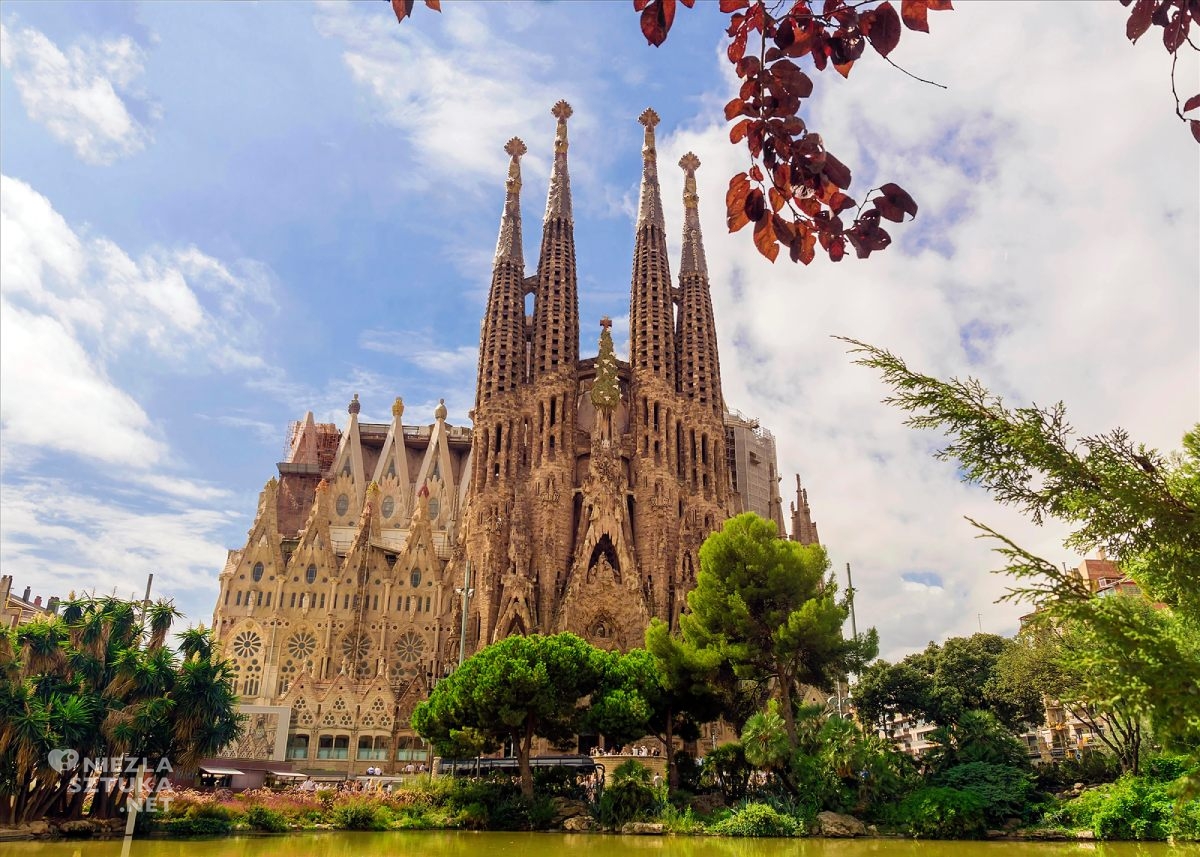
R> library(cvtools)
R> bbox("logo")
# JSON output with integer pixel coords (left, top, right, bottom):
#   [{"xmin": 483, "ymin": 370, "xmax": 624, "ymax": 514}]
[{"xmin": 48, "ymin": 749, "xmax": 80, "ymax": 773}]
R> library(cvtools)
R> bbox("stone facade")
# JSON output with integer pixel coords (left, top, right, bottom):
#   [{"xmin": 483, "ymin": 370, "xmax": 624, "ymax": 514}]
[
  {"xmin": 209, "ymin": 105, "xmax": 821, "ymax": 776},
  {"xmin": 462, "ymin": 104, "xmax": 737, "ymax": 654}
]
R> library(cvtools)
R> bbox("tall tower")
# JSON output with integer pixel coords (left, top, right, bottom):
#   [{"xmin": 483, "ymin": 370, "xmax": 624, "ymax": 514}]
[
  {"xmin": 790, "ymin": 475, "xmax": 821, "ymax": 545},
  {"xmin": 628, "ymin": 108, "xmax": 682, "ymax": 620},
  {"xmin": 527, "ymin": 100, "xmax": 580, "ymax": 634}
]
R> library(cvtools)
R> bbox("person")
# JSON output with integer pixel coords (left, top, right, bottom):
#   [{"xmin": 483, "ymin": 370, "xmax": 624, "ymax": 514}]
[{"xmin": 653, "ymin": 773, "xmax": 662, "ymax": 788}]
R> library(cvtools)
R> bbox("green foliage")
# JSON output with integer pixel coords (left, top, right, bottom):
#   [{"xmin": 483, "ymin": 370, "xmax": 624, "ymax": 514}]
[
  {"xmin": 741, "ymin": 700, "xmax": 791, "ymax": 773},
  {"xmin": 0, "ymin": 597, "xmax": 242, "ymax": 824},
  {"xmin": 1035, "ymin": 751, "xmax": 1122, "ymax": 791},
  {"xmin": 701, "ymin": 742, "xmax": 752, "ymax": 803},
  {"xmin": 685, "ymin": 513, "xmax": 876, "ymax": 751},
  {"xmin": 923, "ymin": 710, "xmax": 1030, "ymax": 773},
  {"xmin": 896, "ymin": 786, "xmax": 988, "ymax": 839},
  {"xmin": 244, "ymin": 804, "xmax": 288, "ymax": 832},
  {"xmin": 598, "ymin": 775, "xmax": 662, "ymax": 828},
  {"xmin": 848, "ymin": 340, "xmax": 1200, "ymax": 787},
  {"xmin": 331, "ymin": 798, "xmax": 389, "ymax": 830},
  {"xmin": 658, "ymin": 803, "xmax": 705, "ymax": 834},
  {"xmin": 934, "ymin": 762, "xmax": 1035, "ymax": 824},
  {"xmin": 611, "ymin": 758, "xmax": 652, "ymax": 784},
  {"xmin": 157, "ymin": 816, "xmax": 234, "ymax": 837},
  {"xmin": 858, "ymin": 633, "xmax": 1042, "ymax": 731},
  {"xmin": 412, "ymin": 632, "xmax": 612, "ymax": 797},
  {"xmin": 709, "ymin": 801, "xmax": 798, "ymax": 837}
]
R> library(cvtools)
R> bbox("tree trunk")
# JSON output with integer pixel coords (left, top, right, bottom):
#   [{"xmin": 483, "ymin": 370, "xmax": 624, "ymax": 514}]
[
  {"xmin": 664, "ymin": 714, "xmax": 679, "ymax": 792},
  {"xmin": 517, "ymin": 722, "xmax": 534, "ymax": 799},
  {"xmin": 777, "ymin": 671, "xmax": 798, "ymax": 749}
]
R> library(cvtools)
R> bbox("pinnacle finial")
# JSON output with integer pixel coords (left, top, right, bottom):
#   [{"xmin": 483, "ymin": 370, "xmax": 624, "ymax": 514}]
[
  {"xmin": 600, "ymin": 316, "xmax": 612, "ymax": 329},
  {"xmin": 504, "ymin": 137, "xmax": 527, "ymax": 159},
  {"xmin": 552, "ymin": 100, "xmax": 573, "ymax": 122},
  {"xmin": 392, "ymin": 396, "xmax": 404, "ymax": 419},
  {"xmin": 680, "ymin": 152, "xmax": 701, "ymax": 209},
  {"xmin": 435, "ymin": 398, "xmax": 448, "ymax": 421},
  {"xmin": 544, "ymin": 101, "xmax": 574, "ymax": 221},
  {"xmin": 348, "ymin": 393, "xmax": 361, "ymax": 415},
  {"xmin": 638, "ymin": 107, "xmax": 660, "ymax": 129},
  {"xmin": 679, "ymin": 152, "xmax": 701, "ymax": 173},
  {"xmin": 639, "ymin": 108, "xmax": 660, "ymax": 158}
]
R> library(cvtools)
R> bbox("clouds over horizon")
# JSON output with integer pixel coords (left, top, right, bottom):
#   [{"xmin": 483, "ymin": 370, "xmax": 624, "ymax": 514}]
[
  {"xmin": 0, "ymin": 21, "xmax": 154, "ymax": 165},
  {"xmin": 655, "ymin": 2, "xmax": 1198, "ymax": 657}
]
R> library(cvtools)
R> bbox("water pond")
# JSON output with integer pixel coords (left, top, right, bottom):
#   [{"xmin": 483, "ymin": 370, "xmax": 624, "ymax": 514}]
[{"xmin": 5, "ymin": 833, "xmax": 1200, "ymax": 857}]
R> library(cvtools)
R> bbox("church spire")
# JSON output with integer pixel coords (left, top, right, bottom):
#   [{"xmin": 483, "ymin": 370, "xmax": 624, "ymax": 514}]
[
  {"xmin": 591, "ymin": 317, "xmax": 620, "ymax": 411},
  {"xmin": 532, "ymin": 100, "xmax": 579, "ymax": 377},
  {"xmin": 675, "ymin": 152, "xmax": 723, "ymax": 417},
  {"xmin": 494, "ymin": 137, "xmax": 526, "ymax": 267},
  {"xmin": 543, "ymin": 99, "xmax": 573, "ymax": 224},
  {"xmin": 678, "ymin": 152, "xmax": 707, "ymax": 278},
  {"xmin": 628, "ymin": 107, "xmax": 675, "ymax": 382},
  {"xmin": 477, "ymin": 137, "xmax": 530, "ymax": 404}
]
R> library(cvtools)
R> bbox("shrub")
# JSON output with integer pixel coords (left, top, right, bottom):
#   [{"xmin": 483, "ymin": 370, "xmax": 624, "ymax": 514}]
[
  {"xmin": 897, "ymin": 786, "xmax": 988, "ymax": 839},
  {"xmin": 709, "ymin": 802, "xmax": 798, "ymax": 837},
  {"xmin": 935, "ymin": 762, "xmax": 1036, "ymax": 824},
  {"xmin": 700, "ymin": 743, "xmax": 752, "ymax": 803},
  {"xmin": 1170, "ymin": 794, "xmax": 1200, "ymax": 841},
  {"xmin": 659, "ymin": 804, "xmax": 705, "ymax": 834},
  {"xmin": 1090, "ymin": 776, "xmax": 1174, "ymax": 840},
  {"xmin": 245, "ymin": 804, "xmax": 289, "ymax": 832},
  {"xmin": 332, "ymin": 797, "xmax": 389, "ymax": 830},
  {"xmin": 598, "ymin": 777, "xmax": 662, "ymax": 828},
  {"xmin": 158, "ymin": 816, "xmax": 234, "ymax": 837}
]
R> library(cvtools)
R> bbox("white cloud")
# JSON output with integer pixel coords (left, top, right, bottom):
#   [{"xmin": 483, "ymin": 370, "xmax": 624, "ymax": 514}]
[
  {"xmin": 0, "ymin": 23, "xmax": 153, "ymax": 165},
  {"xmin": 0, "ymin": 477, "xmax": 237, "ymax": 622},
  {"xmin": 0, "ymin": 173, "xmax": 280, "ymax": 524},
  {"xmin": 655, "ymin": 3, "xmax": 1198, "ymax": 658},
  {"xmin": 360, "ymin": 328, "xmax": 479, "ymax": 377}
]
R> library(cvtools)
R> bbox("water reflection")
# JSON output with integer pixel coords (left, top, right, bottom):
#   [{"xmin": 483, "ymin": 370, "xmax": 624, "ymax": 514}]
[{"xmin": 3, "ymin": 833, "xmax": 1199, "ymax": 857}]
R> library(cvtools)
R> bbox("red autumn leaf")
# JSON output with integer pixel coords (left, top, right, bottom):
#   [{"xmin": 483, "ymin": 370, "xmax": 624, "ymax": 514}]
[
  {"xmin": 745, "ymin": 188, "xmax": 767, "ymax": 221},
  {"xmin": 772, "ymin": 213, "xmax": 796, "ymax": 243},
  {"xmin": 1184, "ymin": 94, "xmax": 1200, "ymax": 113},
  {"xmin": 641, "ymin": 0, "xmax": 677, "ymax": 47},
  {"xmin": 880, "ymin": 182, "xmax": 918, "ymax": 217},
  {"xmin": 728, "ymin": 27, "xmax": 749, "ymax": 62},
  {"xmin": 864, "ymin": 1, "xmax": 902, "ymax": 56},
  {"xmin": 391, "ymin": 0, "xmax": 415, "ymax": 23},
  {"xmin": 771, "ymin": 59, "xmax": 814, "ymax": 98},
  {"xmin": 749, "ymin": 164, "xmax": 764, "ymax": 182},
  {"xmin": 719, "ymin": 0, "xmax": 750, "ymax": 10},
  {"xmin": 1126, "ymin": 0, "xmax": 1155, "ymax": 41},
  {"xmin": 727, "ymin": 172, "xmax": 751, "ymax": 206},
  {"xmin": 736, "ymin": 56, "xmax": 761, "ymax": 77},
  {"xmin": 773, "ymin": 162, "xmax": 792, "ymax": 188},
  {"xmin": 635, "ymin": 0, "xmax": 652, "ymax": 8},
  {"xmin": 901, "ymin": 0, "xmax": 929, "ymax": 33},
  {"xmin": 1163, "ymin": 8, "xmax": 1189, "ymax": 52},
  {"xmin": 828, "ymin": 236, "xmax": 846, "ymax": 262},
  {"xmin": 834, "ymin": 60, "xmax": 855, "ymax": 78},
  {"xmin": 680, "ymin": 0, "xmax": 695, "ymax": 6},
  {"xmin": 725, "ymin": 98, "xmax": 746, "ymax": 120},
  {"xmin": 754, "ymin": 216, "xmax": 780, "ymax": 262},
  {"xmin": 1192, "ymin": 119, "xmax": 1200, "ymax": 144},
  {"xmin": 925, "ymin": 0, "xmax": 953, "ymax": 9},
  {"xmin": 775, "ymin": 18, "xmax": 797, "ymax": 51},
  {"xmin": 423, "ymin": 0, "xmax": 441, "ymax": 10},
  {"xmin": 768, "ymin": 186, "xmax": 786, "ymax": 212},
  {"xmin": 873, "ymin": 196, "xmax": 905, "ymax": 222},
  {"xmin": 729, "ymin": 118, "xmax": 753, "ymax": 143},
  {"xmin": 823, "ymin": 151, "xmax": 852, "ymax": 189}
]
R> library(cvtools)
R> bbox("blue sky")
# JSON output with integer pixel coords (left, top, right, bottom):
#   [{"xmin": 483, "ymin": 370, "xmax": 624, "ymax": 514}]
[{"xmin": 2, "ymin": 1, "xmax": 1197, "ymax": 659}]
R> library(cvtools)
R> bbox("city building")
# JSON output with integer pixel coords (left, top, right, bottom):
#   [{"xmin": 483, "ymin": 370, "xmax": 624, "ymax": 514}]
[
  {"xmin": 1, "ymin": 575, "xmax": 58, "ymax": 629},
  {"xmin": 209, "ymin": 104, "xmax": 820, "ymax": 777}
]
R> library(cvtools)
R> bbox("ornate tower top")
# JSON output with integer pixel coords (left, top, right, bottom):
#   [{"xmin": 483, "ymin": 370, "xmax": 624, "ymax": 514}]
[
  {"xmin": 544, "ymin": 101, "xmax": 573, "ymax": 222},
  {"xmin": 435, "ymin": 398, "xmax": 448, "ymax": 421},
  {"xmin": 392, "ymin": 396, "xmax": 404, "ymax": 419},
  {"xmin": 636, "ymin": 108, "xmax": 665, "ymax": 231},
  {"xmin": 348, "ymin": 393, "xmax": 361, "ymax": 415},
  {"xmin": 678, "ymin": 152, "xmax": 707, "ymax": 278},
  {"xmin": 591, "ymin": 319, "xmax": 621, "ymax": 411},
  {"xmin": 494, "ymin": 137, "xmax": 526, "ymax": 266}
]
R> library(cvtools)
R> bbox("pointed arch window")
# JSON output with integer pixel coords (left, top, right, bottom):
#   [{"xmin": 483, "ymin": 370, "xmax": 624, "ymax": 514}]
[
  {"xmin": 252, "ymin": 562, "xmax": 264, "ymax": 582},
  {"xmin": 410, "ymin": 568, "xmax": 422, "ymax": 588},
  {"xmin": 306, "ymin": 564, "xmax": 318, "ymax": 585}
]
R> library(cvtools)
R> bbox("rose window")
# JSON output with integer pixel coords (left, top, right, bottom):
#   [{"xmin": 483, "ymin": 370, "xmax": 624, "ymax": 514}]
[
  {"xmin": 288, "ymin": 631, "xmax": 317, "ymax": 660},
  {"xmin": 394, "ymin": 631, "xmax": 425, "ymax": 664},
  {"xmin": 232, "ymin": 631, "xmax": 261, "ymax": 658}
]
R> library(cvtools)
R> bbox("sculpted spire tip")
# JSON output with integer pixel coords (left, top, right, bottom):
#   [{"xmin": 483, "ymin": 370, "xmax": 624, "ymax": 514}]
[
  {"xmin": 544, "ymin": 100, "xmax": 574, "ymax": 222},
  {"xmin": 679, "ymin": 152, "xmax": 707, "ymax": 277}
]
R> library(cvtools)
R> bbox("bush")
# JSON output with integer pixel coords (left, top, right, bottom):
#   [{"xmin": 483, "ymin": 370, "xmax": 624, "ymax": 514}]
[
  {"xmin": 1170, "ymin": 793, "xmax": 1200, "ymax": 841},
  {"xmin": 332, "ymin": 797, "xmax": 390, "ymax": 830},
  {"xmin": 896, "ymin": 786, "xmax": 988, "ymax": 839},
  {"xmin": 1090, "ymin": 776, "xmax": 1174, "ymax": 840},
  {"xmin": 245, "ymin": 804, "xmax": 289, "ymax": 832},
  {"xmin": 598, "ymin": 777, "xmax": 661, "ymax": 828},
  {"xmin": 709, "ymin": 802, "xmax": 798, "ymax": 837},
  {"xmin": 700, "ymin": 743, "xmax": 752, "ymax": 803},
  {"xmin": 158, "ymin": 816, "xmax": 234, "ymax": 837},
  {"xmin": 935, "ymin": 762, "xmax": 1036, "ymax": 824},
  {"xmin": 1035, "ymin": 751, "xmax": 1122, "ymax": 791}
]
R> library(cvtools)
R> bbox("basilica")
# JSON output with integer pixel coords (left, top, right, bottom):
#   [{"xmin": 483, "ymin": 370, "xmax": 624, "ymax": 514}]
[{"xmin": 210, "ymin": 103, "xmax": 821, "ymax": 775}]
